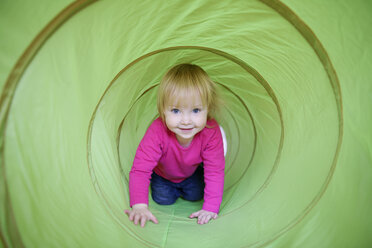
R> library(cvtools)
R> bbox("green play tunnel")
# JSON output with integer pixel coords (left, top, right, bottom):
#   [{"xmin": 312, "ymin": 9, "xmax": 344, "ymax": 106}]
[{"xmin": 1, "ymin": 0, "xmax": 371, "ymax": 247}]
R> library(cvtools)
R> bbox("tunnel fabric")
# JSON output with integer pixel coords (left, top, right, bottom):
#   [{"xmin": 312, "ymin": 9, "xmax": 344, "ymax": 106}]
[{"xmin": 1, "ymin": 0, "xmax": 372, "ymax": 247}]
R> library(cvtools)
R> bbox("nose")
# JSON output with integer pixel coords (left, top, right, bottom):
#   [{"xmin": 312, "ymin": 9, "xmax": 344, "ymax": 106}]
[{"xmin": 181, "ymin": 113, "xmax": 191, "ymax": 125}]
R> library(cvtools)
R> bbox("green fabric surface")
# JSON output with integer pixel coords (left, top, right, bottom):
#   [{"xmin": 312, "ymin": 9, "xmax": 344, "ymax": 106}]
[{"xmin": 1, "ymin": 0, "xmax": 371, "ymax": 247}]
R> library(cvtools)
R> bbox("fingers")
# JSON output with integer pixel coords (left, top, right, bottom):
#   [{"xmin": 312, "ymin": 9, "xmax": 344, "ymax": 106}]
[
  {"xmin": 134, "ymin": 214, "xmax": 141, "ymax": 225},
  {"xmin": 198, "ymin": 215, "xmax": 205, "ymax": 224},
  {"xmin": 190, "ymin": 210, "xmax": 218, "ymax": 225},
  {"xmin": 189, "ymin": 210, "xmax": 201, "ymax": 219},
  {"xmin": 124, "ymin": 210, "xmax": 135, "ymax": 221},
  {"xmin": 140, "ymin": 216, "xmax": 147, "ymax": 228},
  {"xmin": 125, "ymin": 209, "xmax": 158, "ymax": 227},
  {"xmin": 128, "ymin": 213, "xmax": 146, "ymax": 228},
  {"xmin": 198, "ymin": 214, "xmax": 212, "ymax": 225},
  {"xmin": 149, "ymin": 214, "xmax": 159, "ymax": 224}
]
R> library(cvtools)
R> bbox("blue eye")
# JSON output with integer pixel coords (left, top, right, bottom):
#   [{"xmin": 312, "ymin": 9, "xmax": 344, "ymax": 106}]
[
  {"xmin": 171, "ymin": 109, "xmax": 180, "ymax": 114},
  {"xmin": 192, "ymin": 108, "xmax": 201, "ymax": 113}
]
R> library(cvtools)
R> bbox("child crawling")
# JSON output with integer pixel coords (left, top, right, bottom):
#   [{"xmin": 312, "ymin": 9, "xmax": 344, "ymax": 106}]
[{"xmin": 124, "ymin": 63, "xmax": 225, "ymax": 227}]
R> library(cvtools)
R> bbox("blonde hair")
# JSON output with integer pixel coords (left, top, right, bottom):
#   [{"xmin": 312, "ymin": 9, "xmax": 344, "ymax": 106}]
[{"xmin": 157, "ymin": 63, "xmax": 218, "ymax": 121}]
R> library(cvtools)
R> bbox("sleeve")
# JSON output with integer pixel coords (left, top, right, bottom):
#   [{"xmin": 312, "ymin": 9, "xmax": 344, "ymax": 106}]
[
  {"xmin": 129, "ymin": 120, "xmax": 164, "ymax": 207},
  {"xmin": 201, "ymin": 124, "xmax": 225, "ymax": 213}
]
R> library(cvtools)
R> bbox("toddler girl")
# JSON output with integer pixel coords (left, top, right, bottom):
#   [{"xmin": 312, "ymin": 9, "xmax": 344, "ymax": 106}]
[{"xmin": 124, "ymin": 64, "xmax": 225, "ymax": 227}]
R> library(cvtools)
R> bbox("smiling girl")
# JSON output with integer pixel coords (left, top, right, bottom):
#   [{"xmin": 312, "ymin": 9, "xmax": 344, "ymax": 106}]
[{"xmin": 124, "ymin": 64, "xmax": 225, "ymax": 227}]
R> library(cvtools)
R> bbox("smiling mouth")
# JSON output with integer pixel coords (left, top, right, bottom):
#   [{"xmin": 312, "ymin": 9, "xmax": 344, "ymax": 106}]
[{"xmin": 179, "ymin": 127, "xmax": 193, "ymax": 131}]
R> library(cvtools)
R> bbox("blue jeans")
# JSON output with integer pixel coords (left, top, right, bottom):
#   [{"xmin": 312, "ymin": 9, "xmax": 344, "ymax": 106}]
[{"xmin": 150, "ymin": 165, "xmax": 205, "ymax": 205}]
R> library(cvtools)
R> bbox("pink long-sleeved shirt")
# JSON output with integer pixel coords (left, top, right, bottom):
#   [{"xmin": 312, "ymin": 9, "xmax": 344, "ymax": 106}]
[{"xmin": 129, "ymin": 118, "xmax": 225, "ymax": 213}]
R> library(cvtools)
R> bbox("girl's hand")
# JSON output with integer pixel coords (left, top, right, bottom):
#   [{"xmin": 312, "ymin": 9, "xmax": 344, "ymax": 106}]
[
  {"xmin": 189, "ymin": 209, "xmax": 218, "ymax": 225},
  {"xmin": 124, "ymin": 204, "xmax": 159, "ymax": 227}
]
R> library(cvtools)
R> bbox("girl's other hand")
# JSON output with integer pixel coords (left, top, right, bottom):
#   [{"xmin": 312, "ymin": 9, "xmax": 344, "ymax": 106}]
[
  {"xmin": 189, "ymin": 209, "xmax": 218, "ymax": 225},
  {"xmin": 124, "ymin": 204, "xmax": 159, "ymax": 228}
]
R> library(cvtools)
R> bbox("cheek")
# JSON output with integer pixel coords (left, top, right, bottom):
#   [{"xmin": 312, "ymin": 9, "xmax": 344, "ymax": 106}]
[
  {"xmin": 165, "ymin": 115, "xmax": 177, "ymax": 127},
  {"xmin": 197, "ymin": 114, "xmax": 207, "ymax": 126}
]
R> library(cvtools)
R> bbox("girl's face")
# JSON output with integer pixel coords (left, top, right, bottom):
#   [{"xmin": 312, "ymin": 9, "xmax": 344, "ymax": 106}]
[{"xmin": 163, "ymin": 94, "xmax": 208, "ymax": 147}]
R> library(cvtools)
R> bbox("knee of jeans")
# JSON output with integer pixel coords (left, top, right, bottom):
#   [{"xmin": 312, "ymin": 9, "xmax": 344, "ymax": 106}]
[
  {"xmin": 182, "ymin": 190, "xmax": 204, "ymax": 201},
  {"xmin": 151, "ymin": 192, "xmax": 178, "ymax": 205}
]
